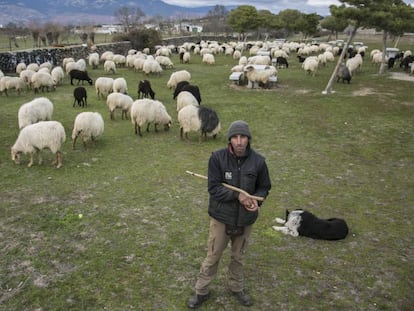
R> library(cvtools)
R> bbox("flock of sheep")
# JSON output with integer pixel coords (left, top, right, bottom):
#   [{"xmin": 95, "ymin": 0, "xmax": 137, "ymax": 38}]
[{"xmin": 2, "ymin": 38, "xmax": 413, "ymax": 169}]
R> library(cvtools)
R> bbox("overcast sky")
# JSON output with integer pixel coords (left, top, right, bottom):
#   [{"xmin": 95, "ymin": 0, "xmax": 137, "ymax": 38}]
[{"xmin": 163, "ymin": 0, "xmax": 414, "ymax": 16}]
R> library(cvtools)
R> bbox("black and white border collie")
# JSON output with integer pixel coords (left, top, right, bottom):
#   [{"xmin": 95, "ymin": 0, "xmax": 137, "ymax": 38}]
[{"xmin": 272, "ymin": 210, "xmax": 349, "ymax": 240}]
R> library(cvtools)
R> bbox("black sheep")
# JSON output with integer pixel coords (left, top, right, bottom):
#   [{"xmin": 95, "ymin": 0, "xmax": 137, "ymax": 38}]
[
  {"xmin": 297, "ymin": 55, "xmax": 306, "ymax": 63},
  {"xmin": 138, "ymin": 79, "xmax": 155, "ymax": 99},
  {"xmin": 69, "ymin": 69, "xmax": 93, "ymax": 86},
  {"xmin": 198, "ymin": 106, "xmax": 220, "ymax": 139},
  {"xmin": 276, "ymin": 56, "xmax": 289, "ymax": 68},
  {"xmin": 73, "ymin": 86, "xmax": 87, "ymax": 107},
  {"xmin": 173, "ymin": 82, "xmax": 201, "ymax": 104},
  {"xmin": 336, "ymin": 63, "xmax": 352, "ymax": 84}
]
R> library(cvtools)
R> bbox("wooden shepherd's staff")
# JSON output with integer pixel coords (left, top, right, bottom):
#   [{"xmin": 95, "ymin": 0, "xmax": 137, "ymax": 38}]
[{"xmin": 185, "ymin": 170, "xmax": 265, "ymax": 202}]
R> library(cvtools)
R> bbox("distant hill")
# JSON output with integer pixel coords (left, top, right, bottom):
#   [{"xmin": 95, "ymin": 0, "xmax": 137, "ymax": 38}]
[{"xmin": 0, "ymin": 0, "xmax": 228, "ymax": 25}]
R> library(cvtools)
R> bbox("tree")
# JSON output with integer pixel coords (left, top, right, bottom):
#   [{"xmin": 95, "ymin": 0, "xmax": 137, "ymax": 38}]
[
  {"xmin": 256, "ymin": 10, "xmax": 283, "ymax": 39},
  {"xmin": 297, "ymin": 13, "xmax": 321, "ymax": 39},
  {"xmin": 320, "ymin": 15, "xmax": 349, "ymax": 40},
  {"xmin": 227, "ymin": 5, "xmax": 259, "ymax": 40},
  {"xmin": 323, "ymin": 0, "xmax": 414, "ymax": 94},
  {"xmin": 277, "ymin": 9, "xmax": 303, "ymax": 36},
  {"xmin": 115, "ymin": 6, "xmax": 145, "ymax": 33}
]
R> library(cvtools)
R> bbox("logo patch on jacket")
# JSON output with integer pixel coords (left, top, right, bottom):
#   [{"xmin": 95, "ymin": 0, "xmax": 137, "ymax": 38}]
[{"xmin": 225, "ymin": 171, "xmax": 232, "ymax": 180}]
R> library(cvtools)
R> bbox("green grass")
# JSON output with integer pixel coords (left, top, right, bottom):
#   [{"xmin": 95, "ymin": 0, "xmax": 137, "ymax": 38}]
[{"xmin": 1, "ymin": 41, "xmax": 413, "ymax": 310}]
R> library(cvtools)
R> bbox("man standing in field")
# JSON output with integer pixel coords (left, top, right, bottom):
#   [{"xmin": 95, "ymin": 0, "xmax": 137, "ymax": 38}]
[{"xmin": 187, "ymin": 120, "xmax": 272, "ymax": 308}]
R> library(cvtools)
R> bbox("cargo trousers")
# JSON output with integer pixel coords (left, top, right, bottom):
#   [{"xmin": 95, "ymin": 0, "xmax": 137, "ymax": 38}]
[{"xmin": 194, "ymin": 217, "xmax": 253, "ymax": 295}]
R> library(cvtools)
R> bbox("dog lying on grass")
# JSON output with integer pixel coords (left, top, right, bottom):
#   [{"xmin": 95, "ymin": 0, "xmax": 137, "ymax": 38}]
[{"xmin": 272, "ymin": 210, "xmax": 349, "ymax": 240}]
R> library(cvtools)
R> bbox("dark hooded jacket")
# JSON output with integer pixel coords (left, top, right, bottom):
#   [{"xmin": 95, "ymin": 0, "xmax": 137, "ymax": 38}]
[{"xmin": 207, "ymin": 143, "xmax": 271, "ymax": 227}]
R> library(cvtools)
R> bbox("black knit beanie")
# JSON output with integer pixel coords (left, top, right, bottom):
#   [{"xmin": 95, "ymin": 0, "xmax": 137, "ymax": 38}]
[{"xmin": 227, "ymin": 120, "xmax": 251, "ymax": 140}]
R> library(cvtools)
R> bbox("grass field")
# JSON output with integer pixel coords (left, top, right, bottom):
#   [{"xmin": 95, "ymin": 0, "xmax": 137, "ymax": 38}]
[{"xmin": 1, "ymin": 39, "xmax": 413, "ymax": 310}]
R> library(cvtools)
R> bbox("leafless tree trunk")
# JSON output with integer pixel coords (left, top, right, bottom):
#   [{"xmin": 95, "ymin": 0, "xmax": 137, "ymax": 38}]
[
  {"xmin": 379, "ymin": 30, "xmax": 387, "ymax": 75},
  {"xmin": 322, "ymin": 25, "xmax": 358, "ymax": 95}
]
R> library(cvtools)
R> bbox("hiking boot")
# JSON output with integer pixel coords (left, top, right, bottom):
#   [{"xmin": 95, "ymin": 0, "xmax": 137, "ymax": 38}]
[
  {"xmin": 231, "ymin": 290, "xmax": 253, "ymax": 306},
  {"xmin": 187, "ymin": 293, "xmax": 210, "ymax": 309}
]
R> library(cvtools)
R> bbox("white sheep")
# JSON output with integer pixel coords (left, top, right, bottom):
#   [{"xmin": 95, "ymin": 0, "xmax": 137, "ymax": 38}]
[
  {"xmin": 202, "ymin": 53, "xmax": 215, "ymax": 65},
  {"xmin": 18, "ymin": 97, "xmax": 54, "ymax": 129},
  {"xmin": 113, "ymin": 77, "xmax": 128, "ymax": 94},
  {"xmin": 133, "ymin": 57, "xmax": 146, "ymax": 72},
  {"xmin": 100, "ymin": 51, "xmax": 114, "ymax": 62},
  {"xmin": 112, "ymin": 54, "xmax": 126, "ymax": 67},
  {"xmin": 39, "ymin": 61, "xmax": 52, "ymax": 71},
  {"xmin": 62, "ymin": 57, "xmax": 75, "ymax": 71},
  {"xmin": 65, "ymin": 61, "xmax": 82, "ymax": 74},
  {"xmin": 31, "ymin": 72, "xmax": 56, "ymax": 93},
  {"xmin": 72, "ymin": 112, "xmax": 104, "ymax": 150},
  {"xmin": 16, "ymin": 62, "xmax": 27, "ymax": 74},
  {"xmin": 155, "ymin": 55, "xmax": 174, "ymax": 69},
  {"xmin": 11, "ymin": 121, "xmax": 66, "ymax": 168},
  {"xmin": 88, "ymin": 52, "xmax": 100, "ymax": 69},
  {"xmin": 239, "ymin": 56, "xmax": 248, "ymax": 65},
  {"xmin": 244, "ymin": 64, "xmax": 277, "ymax": 88},
  {"xmin": 177, "ymin": 105, "xmax": 221, "ymax": 141},
  {"xmin": 106, "ymin": 92, "xmax": 133, "ymax": 120},
  {"xmin": 95, "ymin": 77, "xmax": 114, "ymax": 99},
  {"xmin": 142, "ymin": 59, "xmax": 163, "ymax": 75},
  {"xmin": 176, "ymin": 91, "xmax": 199, "ymax": 112},
  {"xmin": 51, "ymin": 66, "xmax": 64, "ymax": 85},
  {"xmin": 167, "ymin": 70, "xmax": 191, "ymax": 89},
  {"xmin": 104, "ymin": 60, "xmax": 116, "ymax": 74},
  {"xmin": 5, "ymin": 77, "xmax": 26, "ymax": 96},
  {"xmin": 302, "ymin": 56, "xmax": 319, "ymax": 76},
  {"xmin": 130, "ymin": 99, "xmax": 172, "ymax": 137},
  {"xmin": 0, "ymin": 76, "xmax": 12, "ymax": 94},
  {"xmin": 248, "ymin": 55, "xmax": 271, "ymax": 65},
  {"xmin": 19, "ymin": 69, "xmax": 36, "ymax": 89},
  {"xmin": 346, "ymin": 54, "xmax": 363, "ymax": 76},
  {"xmin": 26, "ymin": 63, "xmax": 39, "ymax": 72},
  {"xmin": 182, "ymin": 52, "xmax": 191, "ymax": 63}
]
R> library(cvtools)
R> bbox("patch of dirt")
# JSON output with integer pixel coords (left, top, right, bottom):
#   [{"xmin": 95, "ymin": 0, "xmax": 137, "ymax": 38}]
[
  {"xmin": 388, "ymin": 72, "xmax": 414, "ymax": 82},
  {"xmin": 352, "ymin": 87, "xmax": 376, "ymax": 96}
]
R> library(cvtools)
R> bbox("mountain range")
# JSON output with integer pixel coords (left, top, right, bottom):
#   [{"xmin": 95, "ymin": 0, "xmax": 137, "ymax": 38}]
[{"xmin": 0, "ymin": 0, "xmax": 228, "ymax": 25}]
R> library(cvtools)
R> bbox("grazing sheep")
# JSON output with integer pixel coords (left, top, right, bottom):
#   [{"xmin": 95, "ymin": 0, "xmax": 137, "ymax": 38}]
[
  {"xmin": 19, "ymin": 69, "xmax": 36, "ymax": 89},
  {"xmin": 178, "ymin": 105, "xmax": 221, "ymax": 141},
  {"xmin": 16, "ymin": 62, "xmax": 27, "ymax": 74},
  {"xmin": 11, "ymin": 121, "xmax": 66, "ymax": 168},
  {"xmin": 182, "ymin": 52, "xmax": 191, "ymax": 63},
  {"xmin": 244, "ymin": 64, "xmax": 277, "ymax": 88},
  {"xmin": 4, "ymin": 77, "xmax": 26, "ymax": 96},
  {"xmin": 130, "ymin": 99, "xmax": 172, "ymax": 137},
  {"xmin": 302, "ymin": 56, "xmax": 319, "ymax": 76},
  {"xmin": 155, "ymin": 55, "xmax": 174, "ymax": 69},
  {"xmin": 65, "ymin": 61, "xmax": 84, "ymax": 75},
  {"xmin": 95, "ymin": 77, "xmax": 114, "ymax": 99},
  {"xmin": 202, "ymin": 53, "xmax": 215, "ymax": 65},
  {"xmin": 113, "ymin": 77, "xmax": 128, "ymax": 94},
  {"xmin": 31, "ymin": 72, "xmax": 56, "ymax": 93},
  {"xmin": 0, "ymin": 76, "xmax": 12, "ymax": 95},
  {"xmin": 51, "ymin": 66, "xmax": 64, "ymax": 85},
  {"xmin": 142, "ymin": 59, "xmax": 163, "ymax": 75},
  {"xmin": 248, "ymin": 55, "xmax": 271, "ymax": 65},
  {"xmin": 176, "ymin": 91, "xmax": 200, "ymax": 112},
  {"xmin": 346, "ymin": 54, "xmax": 363, "ymax": 76},
  {"xmin": 72, "ymin": 112, "xmax": 104, "ymax": 150},
  {"xmin": 112, "ymin": 54, "xmax": 126, "ymax": 67},
  {"xmin": 275, "ymin": 57, "xmax": 289, "ymax": 68},
  {"xmin": 88, "ymin": 52, "xmax": 100, "ymax": 69},
  {"xmin": 69, "ymin": 69, "xmax": 93, "ymax": 85},
  {"xmin": 138, "ymin": 79, "xmax": 155, "ymax": 99},
  {"xmin": 104, "ymin": 60, "xmax": 116, "ymax": 74},
  {"xmin": 73, "ymin": 86, "xmax": 87, "ymax": 107},
  {"xmin": 27, "ymin": 63, "xmax": 39, "ymax": 72},
  {"xmin": 18, "ymin": 97, "xmax": 54, "ymax": 129},
  {"xmin": 336, "ymin": 63, "xmax": 352, "ymax": 84},
  {"xmin": 167, "ymin": 70, "xmax": 191, "ymax": 89},
  {"xmin": 106, "ymin": 92, "xmax": 133, "ymax": 120},
  {"xmin": 173, "ymin": 83, "xmax": 201, "ymax": 104},
  {"xmin": 100, "ymin": 51, "xmax": 114, "ymax": 62}
]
